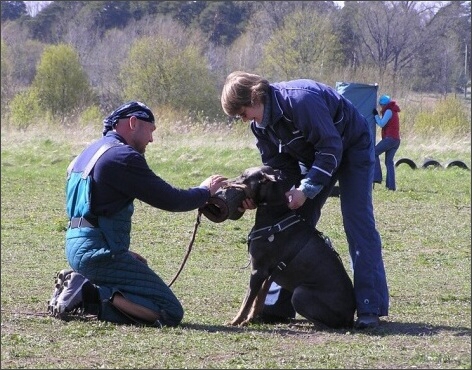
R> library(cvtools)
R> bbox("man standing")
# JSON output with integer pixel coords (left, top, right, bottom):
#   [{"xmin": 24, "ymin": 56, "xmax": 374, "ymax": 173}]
[{"xmin": 220, "ymin": 72, "xmax": 389, "ymax": 328}]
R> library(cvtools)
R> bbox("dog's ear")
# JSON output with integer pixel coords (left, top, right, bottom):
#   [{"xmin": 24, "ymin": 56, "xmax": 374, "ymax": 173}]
[
  {"xmin": 273, "ymin": 169, "xmax": 283, "ymax": 181},
  {"xmin": 259, "ymin": 166, "xmax": 282, "ymax": 183},
  {"xmin": 261, "ymin": 172, "xmax": 278, "ymax": 183}
]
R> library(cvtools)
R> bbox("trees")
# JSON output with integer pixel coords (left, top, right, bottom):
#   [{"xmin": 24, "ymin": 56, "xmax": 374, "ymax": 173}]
[
  {"xmin": 1, "ymin": 39, "xmax": 12, "ymax": 115},
  {"xmin": 341, "ymin": 1, "xmax": 471, "ymax": 95},
  {"xmin": 197, "ymin": 1, "xmax": 249, "ymax": 46},
  {"xmin": 32, "ymin": 44, "xmax": 96, "ymax": 123},
  {"xmin": 120, "ymin": 35, "xmax": 220, "ymax": 117},
  {"xmin": 0, "ymin": 1, "xmax": 27, "ymax": 22},
  {"xmin": 345, "ymin": 2, "xmax": 425, "ymax": 92},
  {"xmin": 413, "ymin": 1, "xmax": 472, "ymax": 94},
  {"xmin": 260, "ymin": 9, "xmax": 343, "ymax": 81},
  {"xmin": 0, "ymin": 22, "xmax": 45, "ymax": 116},
  {"xmin": 0, "ymin": 1, "xmax": 470, "ymax": 126}
]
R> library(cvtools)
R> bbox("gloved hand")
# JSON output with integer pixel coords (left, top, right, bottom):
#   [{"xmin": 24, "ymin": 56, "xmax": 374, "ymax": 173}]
[{"xmin": 373, "ymin": 108, "xmax": 379, "ymax": 116}]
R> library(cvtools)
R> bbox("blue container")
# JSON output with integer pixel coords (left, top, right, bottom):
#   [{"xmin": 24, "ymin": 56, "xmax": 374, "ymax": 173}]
[{"xmin": 335, "ymin": 81, "xmax": 379, "ymax": 142}]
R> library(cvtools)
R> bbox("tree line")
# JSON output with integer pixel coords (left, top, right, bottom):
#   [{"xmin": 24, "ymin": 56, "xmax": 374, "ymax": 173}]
[{"xmin": 1, "ymin": 1, "xmax": 470, "ymax": 127}]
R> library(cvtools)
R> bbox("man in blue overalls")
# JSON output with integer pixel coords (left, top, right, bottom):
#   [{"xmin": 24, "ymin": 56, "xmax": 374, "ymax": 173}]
[{"xmin": 48, "ymin": 101, "xmax": 226, "ymax": 327}]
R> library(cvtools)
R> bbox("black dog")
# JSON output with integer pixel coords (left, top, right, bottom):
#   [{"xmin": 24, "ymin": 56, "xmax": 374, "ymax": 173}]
[{"xmin": 204, "ymin": 165, "xmax": 356, "ymax": 328}]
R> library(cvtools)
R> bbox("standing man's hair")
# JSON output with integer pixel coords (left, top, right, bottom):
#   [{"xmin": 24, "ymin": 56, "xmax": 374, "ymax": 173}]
[{"xmin": 221, "ymin": 71, "xmax": 269, "ymax": 116}]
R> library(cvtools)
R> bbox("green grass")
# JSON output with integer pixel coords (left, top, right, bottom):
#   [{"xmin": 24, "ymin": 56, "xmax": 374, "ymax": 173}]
[{"xmin": 1, "ymin": 125, "xmax": 470, "ymax": 369}]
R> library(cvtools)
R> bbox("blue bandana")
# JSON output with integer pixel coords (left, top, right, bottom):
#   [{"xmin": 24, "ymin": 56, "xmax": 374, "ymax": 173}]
[{"xmin": 103, "ymin": 101, "xmax": 154, "ymax": 136}]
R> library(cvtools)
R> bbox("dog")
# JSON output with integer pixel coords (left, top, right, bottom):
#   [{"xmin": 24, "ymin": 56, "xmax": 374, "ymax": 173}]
[{"xmin": 202, "ymin": 165, "xmax": 356, "ymax": 328}]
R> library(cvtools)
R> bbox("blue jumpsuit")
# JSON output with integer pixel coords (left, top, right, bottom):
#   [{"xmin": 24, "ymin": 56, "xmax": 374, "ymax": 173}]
[
  {"xmin": 65, "ymin": 132, "xmax": 211, "ymax": 326},
  {"xmin": 253, "ymin": 80, "xmax": 389, "ymax": 317}
]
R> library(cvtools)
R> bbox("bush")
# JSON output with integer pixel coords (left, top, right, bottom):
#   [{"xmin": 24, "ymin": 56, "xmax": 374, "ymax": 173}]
[
  {"xmin": 413, "ymin": 95, "xmax": 470, "ymax": 137},
  {"xmin": 120, "ymin": 36, "xmax": 220, "ymax": 118},
  {"xmin": 79, "ymin": 105, "xmax": 103, "ymax": 126},
  {"xmin": 9, "ymin": 88, "xmax": 42, "ymax": 131}
]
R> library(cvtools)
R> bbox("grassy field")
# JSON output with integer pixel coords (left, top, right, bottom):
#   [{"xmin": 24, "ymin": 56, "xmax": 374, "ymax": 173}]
[{"xmin": 1, "ymin": 124, "xmax": 470, "ymax": 369}]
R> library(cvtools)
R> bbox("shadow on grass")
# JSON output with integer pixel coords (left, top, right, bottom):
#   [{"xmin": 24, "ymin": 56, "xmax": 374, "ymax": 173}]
[
  {"xmin": 372, "ymin": 320, "xmax": 471, "ymax": 337},
  {"xmin": 35, "ymin": 313, "xmax": 470, "ymax": 338},
  {"xmin": 180, "ymin": 319, "xmax": 471, "ymax": 337}
]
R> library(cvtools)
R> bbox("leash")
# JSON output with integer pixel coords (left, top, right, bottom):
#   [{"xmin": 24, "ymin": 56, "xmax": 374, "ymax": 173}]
[{"xmin": 167, "ymin": 210, "xmax": 202, "ymax": 287}]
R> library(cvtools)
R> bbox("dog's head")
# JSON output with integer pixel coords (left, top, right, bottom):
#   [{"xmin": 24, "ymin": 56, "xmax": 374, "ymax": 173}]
[
  {"xmin": 200, "ymin": 165, "xmax": 284, "ymax": 223},
  {"xmin": 229, "ymin": 165, "xmax": 283, "ymax": 204}
]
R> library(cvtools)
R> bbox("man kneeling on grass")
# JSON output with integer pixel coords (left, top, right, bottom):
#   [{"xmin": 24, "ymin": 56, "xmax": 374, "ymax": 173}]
[{"xmin": 48, "ymin": 101, "xmax": 226, "ymax": 327}]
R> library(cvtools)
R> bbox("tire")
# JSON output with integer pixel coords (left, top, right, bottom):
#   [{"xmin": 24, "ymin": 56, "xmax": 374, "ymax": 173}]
[
  {"xmin": 422, "ymin": 159, "xmax": 443, "ymax": 169},
  {"xmin": 445, "ymin": 160, "xmax": 470, "ymax": 171},
  {"xmin": 395, "ymin": 158, "xmax": 417, "ymax": 169}
]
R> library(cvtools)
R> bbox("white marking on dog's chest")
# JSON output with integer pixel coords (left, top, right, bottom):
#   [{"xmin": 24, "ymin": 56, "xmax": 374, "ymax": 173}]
[{"xmin": 267, "ymin": 235, "xmax": 275, "ymax": 242}]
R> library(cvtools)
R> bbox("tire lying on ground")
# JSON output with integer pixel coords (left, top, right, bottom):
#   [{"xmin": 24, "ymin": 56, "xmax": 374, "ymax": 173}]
[
  {"xmin": 445, "ymin": 160, "xmax": 470, "ymax": 170},
  {"xmin": 395, "ymin": 158, "xmax": 417, "ymax": 169},
  {"xmin": 422, "ymin": 159, "xmax": 443, "ymax": 169}
]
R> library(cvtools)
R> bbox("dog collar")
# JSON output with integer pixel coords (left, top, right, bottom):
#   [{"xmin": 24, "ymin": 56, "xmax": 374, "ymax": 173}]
[{"xmin": 248, "ymin": 214, "xmax": 302, "ymax": 242}]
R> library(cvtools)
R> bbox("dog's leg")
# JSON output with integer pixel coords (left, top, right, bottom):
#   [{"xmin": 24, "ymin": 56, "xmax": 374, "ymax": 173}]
[
  {"xmin": 228, "ymin": 274, "xmax": 268, "ymax": 326},
  {"xmin": 241, "ymin": 277, "xmax": 273, "ymax": 324}
]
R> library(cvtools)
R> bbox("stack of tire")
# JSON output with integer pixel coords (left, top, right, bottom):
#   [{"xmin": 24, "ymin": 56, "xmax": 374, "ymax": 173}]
[
  {"xmin": 395, "ymin": 158, "xmax": 470, "ymax": 170},
  {"xmin": 328, "ymin": 158, "xmax": 469, "ymax": 197}
]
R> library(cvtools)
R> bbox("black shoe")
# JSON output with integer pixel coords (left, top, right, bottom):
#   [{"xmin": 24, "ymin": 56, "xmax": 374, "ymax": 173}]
[{"xmin": 355, "ymin": 314, "xmax": 380, "ymax": 329}]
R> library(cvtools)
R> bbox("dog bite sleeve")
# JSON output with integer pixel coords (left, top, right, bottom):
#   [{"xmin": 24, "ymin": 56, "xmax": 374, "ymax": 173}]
[{"xmin": 200, "ymin": 187, "xmax": 246, "ymax": 223}]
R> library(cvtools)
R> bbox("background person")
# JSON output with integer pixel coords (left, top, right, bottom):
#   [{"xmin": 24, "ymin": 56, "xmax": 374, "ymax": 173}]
[
  {"xmin": 220, "ymin": 71, "xmax": 389, "ymax": 329},
  {"xmin": 373, "ymin": 95, "xmax": 401, "ymax": 191},
  {"xmin": 48, "ymin": 101, "xmax": 226, "ymax": 327}
]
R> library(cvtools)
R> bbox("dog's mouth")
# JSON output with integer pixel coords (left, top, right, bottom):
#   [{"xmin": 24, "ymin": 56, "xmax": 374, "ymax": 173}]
[
  {"xmin": 200, "ymin": 165, "xmax": 283, "ymax": 223},
  {"xmin": 200, "ymin": 185, "xmax": 247, "ymax": 223}
]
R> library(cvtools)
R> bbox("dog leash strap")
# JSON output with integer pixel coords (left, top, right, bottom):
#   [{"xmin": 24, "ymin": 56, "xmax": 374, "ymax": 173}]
[{"xmin": 167, "ymin": 210, "xmax": 202, "ymax": 287}]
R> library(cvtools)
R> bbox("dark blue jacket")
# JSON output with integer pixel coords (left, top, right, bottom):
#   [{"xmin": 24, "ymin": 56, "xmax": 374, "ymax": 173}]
[
  {"xmin": 251, "ymin": 80, "xmax": 371, "ymax": 187},
  {"xmin": 70, "ymin": 131, "xmax": 210, "ymax": 217},
  {"xmin": 65, "ymin": 131, "xmax": 212, "ymax": 263}
]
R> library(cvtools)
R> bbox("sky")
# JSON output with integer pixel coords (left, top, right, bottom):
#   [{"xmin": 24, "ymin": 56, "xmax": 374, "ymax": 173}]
[{"xmin": 24, "ymin": 1, "xmax": 52, "ymax": 17}]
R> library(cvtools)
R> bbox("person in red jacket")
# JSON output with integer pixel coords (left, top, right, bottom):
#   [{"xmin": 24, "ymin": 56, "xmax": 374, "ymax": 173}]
[{"xmin": 373, "ymin": 95, "xmax": 401, "ymax": 191}]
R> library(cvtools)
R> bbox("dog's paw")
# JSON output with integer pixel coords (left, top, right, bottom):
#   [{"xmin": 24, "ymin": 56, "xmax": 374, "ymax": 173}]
[
  {"xmin": 227, "ymin": 317, "xmax": 248, "ymax": 326},
  {"xmin": 241, "ymin": 319, "xmax": 253, "ymax": 326}
]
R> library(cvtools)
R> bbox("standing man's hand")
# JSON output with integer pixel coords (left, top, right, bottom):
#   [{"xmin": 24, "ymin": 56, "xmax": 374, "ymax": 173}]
[
  {"xmin": 238, "ymin": 198, "xmax": 256, "ymax": 212},
  {"xmin": 373, "ymin": 108, "xmax": 379, "ymax": 116},
  {"xmin": 285, "ymin": 189, "xmax": 307, "ymax": 209}
]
